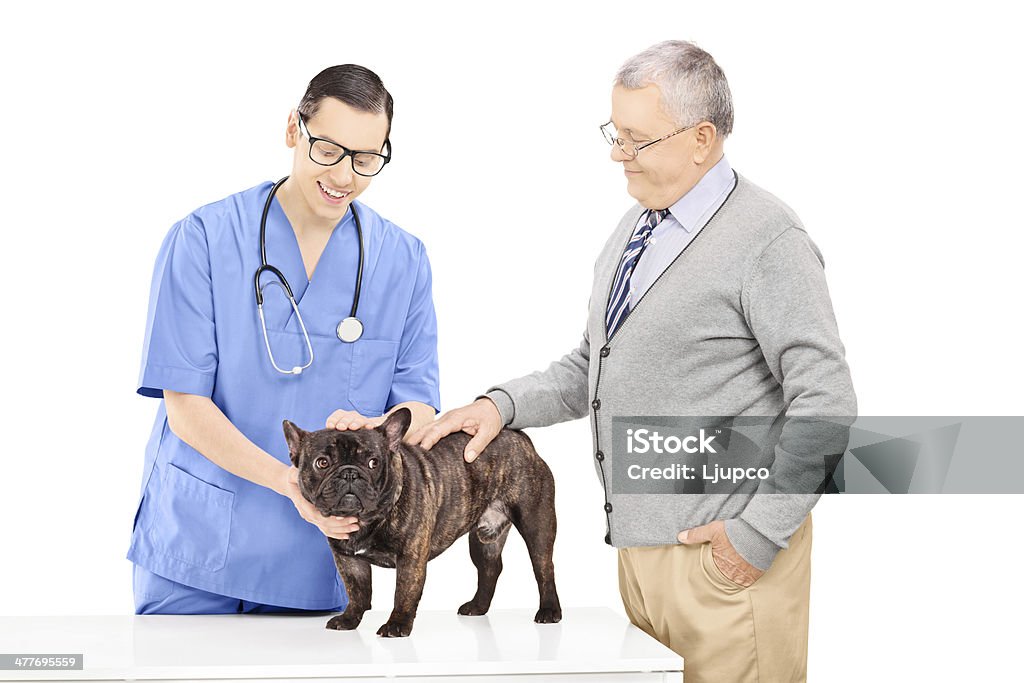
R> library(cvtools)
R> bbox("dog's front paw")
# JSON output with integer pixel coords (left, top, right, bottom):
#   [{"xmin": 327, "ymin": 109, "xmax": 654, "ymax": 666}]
[
  {"xmin": 376, "ymin": 618, "xmax": 413, "ymax": 637},
  {"xmin": 457, "ymin": 600, "xmax": 489, "ymax": 616},
  {"xmin": 326, "ymin": 612, "xmax": 364, "ymax": 630},
  {"xmin": 534, "ymin": 606, "xmax": 562, "ymax": 624}
]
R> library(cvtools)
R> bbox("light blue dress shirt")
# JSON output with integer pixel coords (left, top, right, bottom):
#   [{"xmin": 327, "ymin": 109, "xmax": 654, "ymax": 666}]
[{"xmin": 629, "ymin": 156, "xmax": 737, "ymax": 303}]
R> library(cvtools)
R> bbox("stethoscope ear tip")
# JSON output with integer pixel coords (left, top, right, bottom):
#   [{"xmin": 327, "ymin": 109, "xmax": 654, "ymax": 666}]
[{"xmin": 291, "ymin": 367, "xmax": 304, "ymax": 375}]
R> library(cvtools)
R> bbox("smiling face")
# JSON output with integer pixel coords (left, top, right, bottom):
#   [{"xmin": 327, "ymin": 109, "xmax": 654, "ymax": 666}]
[
  {"xmin": 281, "ymin": 96, "xmax": 390, "ymax": 230},
  {"xmin": 609, "ymin": 83, "xmax": 721, "ymax": 210}
]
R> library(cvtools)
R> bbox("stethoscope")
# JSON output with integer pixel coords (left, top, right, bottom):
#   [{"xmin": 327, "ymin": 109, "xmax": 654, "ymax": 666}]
[{"xmin": 254, "ymin": 176, "xmax": 364, "ymax": 375}]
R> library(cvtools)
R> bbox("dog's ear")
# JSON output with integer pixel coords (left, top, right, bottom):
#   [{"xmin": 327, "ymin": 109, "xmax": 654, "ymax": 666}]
[
  {"xmin": 282, "ymin": 420, "xmax": 306, "ymax": 465},
  {"xmin": 379, "ymin": 407, "xmax": 412, "ymax": 451}
]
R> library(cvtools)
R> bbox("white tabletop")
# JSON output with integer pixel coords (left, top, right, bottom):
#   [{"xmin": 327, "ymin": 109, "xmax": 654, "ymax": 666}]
[{"xmin": 0, "ymin": 608, "xmax": 682, "ymax": 681}]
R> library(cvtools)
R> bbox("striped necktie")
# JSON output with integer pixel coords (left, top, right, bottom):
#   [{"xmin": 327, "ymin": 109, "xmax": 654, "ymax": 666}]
[{"xmin": 605, "ymin": 208, "xmax": 670, "ymax": 337}]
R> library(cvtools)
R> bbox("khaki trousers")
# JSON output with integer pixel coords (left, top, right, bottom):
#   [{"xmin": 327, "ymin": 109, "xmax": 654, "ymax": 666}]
[{"xmin": 618, "ymin": 514, "xmax": 812, "ymax": 683}]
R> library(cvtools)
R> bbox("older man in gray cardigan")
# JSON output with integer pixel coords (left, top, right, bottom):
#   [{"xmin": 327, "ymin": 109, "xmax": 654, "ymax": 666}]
[{"xmin": 411, "ymin": 40, "xmax": 856, "ymax": 683}]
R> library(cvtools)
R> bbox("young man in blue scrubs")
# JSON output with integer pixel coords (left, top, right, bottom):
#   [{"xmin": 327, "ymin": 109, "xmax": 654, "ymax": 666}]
[{"xmin": 128, "ymin": 64, "xmax": 440, "ymax": 614}]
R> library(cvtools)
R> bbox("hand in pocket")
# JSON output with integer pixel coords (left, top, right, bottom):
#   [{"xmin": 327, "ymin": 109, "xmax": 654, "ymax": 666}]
[{"xmin": 678, "ymin": 520, "xmax": 765, "ymax": 587}]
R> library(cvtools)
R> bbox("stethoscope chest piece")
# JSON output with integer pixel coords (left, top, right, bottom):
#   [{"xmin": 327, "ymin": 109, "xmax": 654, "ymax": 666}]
[
  {"xmin": 337, "ymin": 317, "xmax": 364, "ymax": 343},
  {"xmin": 256, "ymin": 176, "xmax": 369, "ymax": 373}
]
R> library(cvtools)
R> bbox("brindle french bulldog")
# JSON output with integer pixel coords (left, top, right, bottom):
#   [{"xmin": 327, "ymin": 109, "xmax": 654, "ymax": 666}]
[{"xmin": 283, "ymin": 407, "xmax": 561, "ymax": 637}]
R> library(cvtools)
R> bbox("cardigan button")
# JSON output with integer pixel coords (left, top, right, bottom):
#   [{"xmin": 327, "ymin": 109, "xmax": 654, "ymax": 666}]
[
  {"xmin": 604, "ymin": 532, "xmax": 612, "ymax": 545},
  {"xmin": 600, "ymin": 346, "xmax": 610, "ymax": 357},
  {"xmin": 604, "ymin": 502, "xmax": 613, "ymax": 513},
  {"xmin": 595, "ymin": 450, "xmax": 605, "ymax": 462},
  {"xmin": 592, "ymin": 399, "xmax": 601, "ymax": 410}
]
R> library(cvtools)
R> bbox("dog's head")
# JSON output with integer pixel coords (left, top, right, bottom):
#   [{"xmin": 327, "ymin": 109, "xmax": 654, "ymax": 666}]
[{"xmin": 283, "ymin": 408, "xmax": 410, "ymax": 521}]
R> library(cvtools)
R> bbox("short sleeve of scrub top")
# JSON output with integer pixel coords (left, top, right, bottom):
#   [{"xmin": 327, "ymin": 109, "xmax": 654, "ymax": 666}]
[
  {"xmin": 387, "ymin": 243, "xmax": 440, "ymax": 411},
  {"xmin": 137, "ymin": 217, "xmax": 218, "ymax": 399}
]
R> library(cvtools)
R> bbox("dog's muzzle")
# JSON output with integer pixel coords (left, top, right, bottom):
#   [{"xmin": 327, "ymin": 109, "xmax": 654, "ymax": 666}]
[{"xmin": 314, "ymin": 465, "xmax": 373, "ymax": 514}]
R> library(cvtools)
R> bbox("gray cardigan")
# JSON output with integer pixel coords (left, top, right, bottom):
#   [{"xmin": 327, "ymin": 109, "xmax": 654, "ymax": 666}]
[{"xmin": 486, "ymin": 172, "xmax": 857, "ymax": 570}]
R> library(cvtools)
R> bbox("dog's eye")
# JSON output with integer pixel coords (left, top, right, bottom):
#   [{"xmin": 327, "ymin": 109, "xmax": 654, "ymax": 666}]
[
  {"xmin": 314, "ymin": 456, "xmax": 330, "ymax": 470},
  {"xmin": 367, "ymin": 457, "xmax": 378, "ymax": 470}
]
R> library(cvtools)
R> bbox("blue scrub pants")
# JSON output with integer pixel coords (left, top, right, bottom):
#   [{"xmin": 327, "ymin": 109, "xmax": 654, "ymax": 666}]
[{"xmin": 133, "ymin": 563, "xmax": 343, "ymax": 615}]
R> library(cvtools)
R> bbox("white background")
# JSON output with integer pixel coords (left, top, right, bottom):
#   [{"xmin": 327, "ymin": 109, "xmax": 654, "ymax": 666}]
[{"xmin": 1, "ymin": 1, "xmax": 1022, "ymax": 680}]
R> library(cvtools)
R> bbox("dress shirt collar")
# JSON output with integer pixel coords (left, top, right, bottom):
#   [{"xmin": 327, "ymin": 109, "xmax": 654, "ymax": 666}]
[{"xmin": 665, "ymin": 155, "xmax": 734, "ymax": 233}]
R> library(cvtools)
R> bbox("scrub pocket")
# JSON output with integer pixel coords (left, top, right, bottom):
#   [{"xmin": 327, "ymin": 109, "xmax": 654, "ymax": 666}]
[
  {"xmin": 348, "ymin": 339, "xmax": 399, "ymax": 416},
  {"xmin": 147, "ymin": 463, "xmax": 235, "ymax": 572}
]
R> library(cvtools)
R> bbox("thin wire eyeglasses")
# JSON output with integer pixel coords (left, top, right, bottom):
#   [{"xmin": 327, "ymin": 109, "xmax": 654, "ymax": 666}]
[{"xmin": 600, "ymin": 121, "xmax": 695, "ymax": 159}]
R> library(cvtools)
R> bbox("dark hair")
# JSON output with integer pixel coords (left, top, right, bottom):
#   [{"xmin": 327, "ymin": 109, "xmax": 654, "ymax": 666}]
[{"xmin": 297, "ymin": 64, "xmax": 394, "ymax": 139}]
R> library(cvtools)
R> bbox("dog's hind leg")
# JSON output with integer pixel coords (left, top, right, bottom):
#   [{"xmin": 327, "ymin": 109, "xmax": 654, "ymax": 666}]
[
  {"xmin": 458, "ymin": 509, "xmax": 511, "ymax": 616},
  {"xmin": 508, "ymin": 475, "xmax": 562, "ymax": 624}
]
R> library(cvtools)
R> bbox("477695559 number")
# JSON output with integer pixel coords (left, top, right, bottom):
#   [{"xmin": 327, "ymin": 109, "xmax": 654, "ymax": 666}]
[{"xmin": 0, "ymin": 654, "xmax": 82, "ymax": 670}]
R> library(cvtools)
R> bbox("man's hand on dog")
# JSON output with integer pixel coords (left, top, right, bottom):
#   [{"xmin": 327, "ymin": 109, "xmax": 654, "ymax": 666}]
[
  {"xmin": 280, "ymin": 466, "xmax": 360, "ymax": 540},
  {"xmin": 409, "ymin": 398, "xmax": 503, "ymax": 462}
]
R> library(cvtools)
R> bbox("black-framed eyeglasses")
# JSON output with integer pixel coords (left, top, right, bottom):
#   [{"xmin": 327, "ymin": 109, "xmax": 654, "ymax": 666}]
[
  {"xmin": 297, "ymin": 112, "xmax": 391, "ymax": 177},
  {"xmin": 600, "ymin": 120, "xmax": 694, "ymax": 159}
]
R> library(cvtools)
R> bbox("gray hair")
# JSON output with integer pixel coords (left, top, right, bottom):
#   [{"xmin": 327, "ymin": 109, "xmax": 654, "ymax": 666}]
[{"xmin": 615, "ymin": 40, "xmax": 734, "ymax": 138}]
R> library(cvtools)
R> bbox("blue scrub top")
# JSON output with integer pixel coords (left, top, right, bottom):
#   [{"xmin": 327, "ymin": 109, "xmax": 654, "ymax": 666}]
[{"xmin": 127, "ymin": 181, "xmax": 441, "ymax": 609}]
